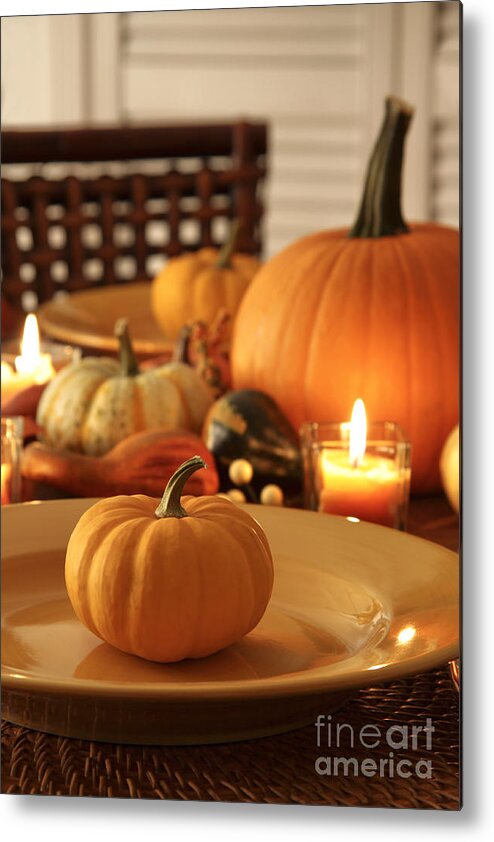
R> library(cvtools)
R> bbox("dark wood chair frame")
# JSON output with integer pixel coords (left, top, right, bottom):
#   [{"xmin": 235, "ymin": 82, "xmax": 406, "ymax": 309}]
[{"xmin": 1, "ymin": 121, "xmax": 268, "ymax": 319}]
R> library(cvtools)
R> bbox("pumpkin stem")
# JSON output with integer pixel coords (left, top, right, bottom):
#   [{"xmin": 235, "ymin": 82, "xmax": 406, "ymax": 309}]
[
  {"xmin": 349, "ymin": 96, "xmax": 414, "ymax": 239},
  {"xmin": 215, "ymin": 219, "xmax": 240, "ymax": 269},
  {"xmin": 115, "ymin": 318, "xmax": 140, "ymax": 377},
  {"xmin": 155, "ymin": 455, "xmax": 207, "ymax": 519},
  {"xmin": 173, "ymin": 323, "xmax": 192, "ymax": 364}
]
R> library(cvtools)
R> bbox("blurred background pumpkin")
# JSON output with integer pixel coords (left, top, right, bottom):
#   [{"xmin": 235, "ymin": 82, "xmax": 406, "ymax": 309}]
[{"xmin": 151, "ymin": 221, "xmax": 261, "ymax": 340}]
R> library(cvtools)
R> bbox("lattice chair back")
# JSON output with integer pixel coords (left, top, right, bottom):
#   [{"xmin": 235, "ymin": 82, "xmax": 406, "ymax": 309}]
[{"xmin": 1, "ymin": 122, "xmax": 267, "ymax": 318}]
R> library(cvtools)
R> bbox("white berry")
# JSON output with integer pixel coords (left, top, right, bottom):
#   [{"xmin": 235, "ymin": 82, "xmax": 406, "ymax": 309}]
[
  {"xmin": 228, "ymin": 458, "xmax": 254, "ymax": 486},
  {"xmin": 225, "ymin": 488, "xmax": 247, "ymax": 503},
  {"xmin": 260, "ymin": 484, "xmax": 284, "ymax": 506}
]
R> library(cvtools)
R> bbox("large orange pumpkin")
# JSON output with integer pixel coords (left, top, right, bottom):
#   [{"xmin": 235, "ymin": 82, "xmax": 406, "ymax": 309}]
[{"xmin": 231, "ymin": 97, "xmax": 459, "ymax": 492}]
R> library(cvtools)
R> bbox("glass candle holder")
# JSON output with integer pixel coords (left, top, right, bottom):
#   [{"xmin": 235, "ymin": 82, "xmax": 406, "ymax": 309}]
[
  {"xmin": 300, "ymin": 421, "xmax": 411, "ymax": 530},
  {"xmin": 1, "ymin": 338, "xmax": 80, "ymax": 370},
  {"xmin": 1, "ymin": 417, "xmax": 24, "ymax": 505},
  {"xmin": 1, "ymin": 341, "xmax": 80, "ymax": 407}
]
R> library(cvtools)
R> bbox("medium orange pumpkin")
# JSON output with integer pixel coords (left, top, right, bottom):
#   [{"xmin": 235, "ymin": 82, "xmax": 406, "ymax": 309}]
[
  {"xmin": 65, "ymin": 456, "xmax": 274, "ymax": 663},
  {"xmin": 231, "ymin": 97, "xmax": 459, "ymax": 492},
  {"xmin": 151, "ymin": 221, "xmax": 261, "ymax": 340}
]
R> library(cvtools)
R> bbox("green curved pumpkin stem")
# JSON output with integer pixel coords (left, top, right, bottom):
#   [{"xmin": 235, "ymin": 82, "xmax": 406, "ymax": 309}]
[
  {"xmin": 115, "ymin": 318, "xmax": 140, "ymax": 377},
  {"xmin": 215, "ymin": 219, "xmax": 240, "ymax": 269},
  {"xmin": 155, "ymin": 455, "xmax": 207, "ymax": 519},
  {"xmin": 349, "ymin": 96, "xmax": 414, "ymax": 239}
]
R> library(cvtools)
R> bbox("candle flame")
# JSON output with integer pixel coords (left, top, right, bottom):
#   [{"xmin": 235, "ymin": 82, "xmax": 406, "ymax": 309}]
[
  {"xmin": 16, "ymin": 314, "xmax": 41, "ymax": 373},
  {"xmin": 349, "ymin": 398, "xmax": 366, "ymax": 466},
  {"xmin": 13, "ymin": 315, "xmax": 55, "ymax": 383}
]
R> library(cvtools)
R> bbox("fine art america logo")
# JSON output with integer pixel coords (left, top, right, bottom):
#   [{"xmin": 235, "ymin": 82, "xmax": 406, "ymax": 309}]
[{"xmin": 314, "ymin": 715, "xmax": 434, "ymax": 779}]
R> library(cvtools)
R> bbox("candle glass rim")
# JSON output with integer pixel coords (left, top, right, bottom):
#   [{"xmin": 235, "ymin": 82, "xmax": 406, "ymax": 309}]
[
  {"xmin": 1, "ymin": 415, "xmax": 24, "ymax": 505},
  {"xmin": 1, "ymin": 341, "xmax": 79, "ymax": 364},
  {"xmin": 1, "ymin": 415, "xmax": 25, "ymax": 438},
  {"xmin": 300, "ymin": 419, "xmax": 410, "ymax": 445}
]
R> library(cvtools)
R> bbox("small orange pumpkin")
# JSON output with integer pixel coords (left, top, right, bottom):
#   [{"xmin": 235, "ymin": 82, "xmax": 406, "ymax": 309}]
[
  {"xmin": 151, "ymin": 221, "xmax": 261, "ymax": 340},
  {"xmin": 231, "ymin": 97, "xmax": 459, "ymax": 492},
  {"xmin": 65, "ymin": 456, "xmax": 274, "ymax": 663}
]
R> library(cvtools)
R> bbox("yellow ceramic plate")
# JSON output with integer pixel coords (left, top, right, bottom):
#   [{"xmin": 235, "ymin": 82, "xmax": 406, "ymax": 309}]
[
  {"xmin": 37, "ymin": 282, "xmax": 172, "ymax": 358},
  {"xmin": 2, "ymin": 500, "xmax": 459, "ymax": 745}
]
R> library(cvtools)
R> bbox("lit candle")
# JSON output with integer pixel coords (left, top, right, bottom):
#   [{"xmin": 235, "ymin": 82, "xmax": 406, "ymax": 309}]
[
  {"xmin": 1, "ymin": 315, "xmax": 55, "ymax": 406},
  {"xmin": 319, "ymin": 399, "xmax": 402, "ymax": 527},
  {"xmin": 1, "ymin": 463, "xmax": 12, "ymax": 505}
]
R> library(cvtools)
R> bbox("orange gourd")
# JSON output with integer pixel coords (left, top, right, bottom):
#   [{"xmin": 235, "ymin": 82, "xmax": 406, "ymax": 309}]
[
  {"xmin": 65, "ymin": 456, "xmax": 274, "ymax": 663},
  {"xmin": 151, "ymin": 221, "xmax": 261, "ymax": 339},
  {"xmin": 22, "ymin": 429, "xmax": 219, "ymax": 498},
  {"xmin": 231, "ymin": 97, "xmax": 459, "ymax": 492}
]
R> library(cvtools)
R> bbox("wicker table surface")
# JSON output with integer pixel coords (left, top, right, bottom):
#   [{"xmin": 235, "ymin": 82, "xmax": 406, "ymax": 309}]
[{"xmin": 1, "ymin": 495, "xmax": 460, "ymax": 807}]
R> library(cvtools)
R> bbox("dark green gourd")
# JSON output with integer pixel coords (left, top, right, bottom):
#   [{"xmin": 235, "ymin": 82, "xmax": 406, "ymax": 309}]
[{"xmin": 202, "ymin": 389, "xmax": 303, "ymax": 498}]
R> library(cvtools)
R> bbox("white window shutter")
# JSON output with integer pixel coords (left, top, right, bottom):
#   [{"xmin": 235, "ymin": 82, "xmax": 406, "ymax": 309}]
[
  {"xmin": 431, "ymin": 1, "xmax": 460, "ymax": 227},
  {"xmin": 2, "ymin": 3, "xmax": 460, "ymax": 257},
  {"xmin": 118, "ymin": 4, "xmax": 460, "ymax": 256}
]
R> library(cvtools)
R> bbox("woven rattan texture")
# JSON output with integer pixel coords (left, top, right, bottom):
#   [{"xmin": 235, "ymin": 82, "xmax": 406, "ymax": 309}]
[
  {"xmin": 1, "ymin": 123, "xmax": 267, "ymax": 316},
  {"xmin": 1, "ymin": 668, "xmax": 459, "ymax": 808}
]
